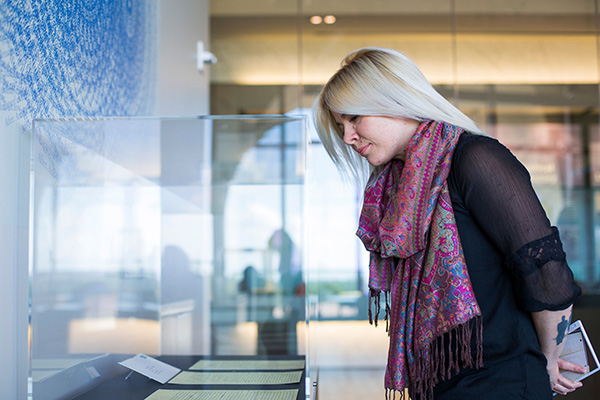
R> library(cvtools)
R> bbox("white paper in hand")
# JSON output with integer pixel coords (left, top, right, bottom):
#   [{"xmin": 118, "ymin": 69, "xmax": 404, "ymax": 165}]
[
  {"xmin": 119, "ymin": 354, "xmax": 181, "ymax": 384},
  {"xmin": 559, "ymin": 320, "xmax": 599, "ymax": 383}
]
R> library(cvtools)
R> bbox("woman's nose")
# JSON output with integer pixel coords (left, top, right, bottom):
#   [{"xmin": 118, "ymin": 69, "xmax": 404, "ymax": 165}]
[{"xmin": 342, "ymin": 124, "xmax": 358, "ymax": 144}]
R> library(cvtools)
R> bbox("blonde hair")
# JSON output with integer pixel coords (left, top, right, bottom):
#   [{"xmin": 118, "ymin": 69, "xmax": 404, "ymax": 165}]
[{"xmin": 313, "ymin": 47, "xmax": 483, "ymax": 182}]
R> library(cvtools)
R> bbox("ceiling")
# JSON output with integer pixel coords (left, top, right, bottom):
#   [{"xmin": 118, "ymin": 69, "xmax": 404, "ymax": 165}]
[{"xmin": 208, "ymin": 0, "xmax": 600, "ymax": 85}]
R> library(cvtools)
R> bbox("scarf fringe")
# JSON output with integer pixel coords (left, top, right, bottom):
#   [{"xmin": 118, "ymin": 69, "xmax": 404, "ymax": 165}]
[
  {"xmin": 411, "ymin": 316, "xmax": 484, "ymax": 400},
  {"xmin": 369, "ymin": 288, "xmax": 390, "ymax": 332},
  {"xmin": 385, "ymin": 388, "xmax": 407, "ymax": 400},
  {"xmin": 371, "ymin": 289, "xmax": 484, "ymax": 399}
]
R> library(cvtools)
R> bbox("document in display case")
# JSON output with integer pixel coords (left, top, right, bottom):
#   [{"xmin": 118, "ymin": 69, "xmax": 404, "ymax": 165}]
[{"xmin": 29, "ymin": 115, "xmax": 314, "ymax": 400}]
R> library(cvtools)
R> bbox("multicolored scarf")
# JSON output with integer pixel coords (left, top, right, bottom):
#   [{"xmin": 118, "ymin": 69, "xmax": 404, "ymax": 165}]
[{"xmin": 357, "ymin": 120, "xmax": 483, "ymax": 399}]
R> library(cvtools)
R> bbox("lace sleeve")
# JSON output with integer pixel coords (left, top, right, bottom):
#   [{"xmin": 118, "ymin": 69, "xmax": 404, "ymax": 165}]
[
  {"xmin": 506, "ymin": 227, "xmax": 580, "ymax": 311},
  {"xmin": 452, "ymin": 135, "xmax": 581, "ymax": 311}
]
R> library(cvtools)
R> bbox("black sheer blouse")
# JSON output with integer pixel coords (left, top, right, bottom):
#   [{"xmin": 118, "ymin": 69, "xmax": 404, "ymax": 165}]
[
  {"xmin": 432, "ymin": 133, "xmax": 581, "ymax": 400},
  {"xmin": 449, "ymin": 133, "xmax": 580, "ymax": 312}
]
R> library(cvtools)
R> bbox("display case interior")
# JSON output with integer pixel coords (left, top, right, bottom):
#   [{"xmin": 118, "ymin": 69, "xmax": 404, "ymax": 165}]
[{"xmin": 30, "ymin": 115, "xmax": 311, "ymax": 400}]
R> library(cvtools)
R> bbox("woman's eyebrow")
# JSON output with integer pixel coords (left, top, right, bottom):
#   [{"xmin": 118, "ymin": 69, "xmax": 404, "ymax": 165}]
[{"xmin": 336, "ymin": 114, "xmax": 351, "ymax": 123}]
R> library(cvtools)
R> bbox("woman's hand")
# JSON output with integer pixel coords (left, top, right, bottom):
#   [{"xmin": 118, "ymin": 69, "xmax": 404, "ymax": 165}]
[
  {"xmin": 548, "ymin": 357, "xmax": 586, "ymax": 395},
  {"xmin": 531, "ymin": 307, "xmax": 587, "ymax": 396}
]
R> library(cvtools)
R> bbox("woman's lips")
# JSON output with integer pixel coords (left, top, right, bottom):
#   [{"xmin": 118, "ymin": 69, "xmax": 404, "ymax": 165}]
[{"xmin": 357, "ymin": 144, "xmax": 369, "ymax": 156}]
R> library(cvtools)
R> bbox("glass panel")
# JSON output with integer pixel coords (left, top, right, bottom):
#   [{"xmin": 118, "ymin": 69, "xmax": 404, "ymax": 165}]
[{"xmin": 30, "ymin": 115, "xmax": 308, "ymax": 399}]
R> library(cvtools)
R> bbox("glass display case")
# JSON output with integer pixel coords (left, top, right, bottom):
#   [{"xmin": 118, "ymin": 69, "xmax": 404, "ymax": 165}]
[{"xmin": 29, "ymin": 115, "xmax": 313, "ymax": 400}]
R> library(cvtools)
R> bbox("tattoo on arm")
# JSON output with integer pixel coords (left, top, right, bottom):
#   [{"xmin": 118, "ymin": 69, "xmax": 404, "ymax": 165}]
[{"xmin": 555, "ymin": 315, "xmax": 570, "ymax": 345}]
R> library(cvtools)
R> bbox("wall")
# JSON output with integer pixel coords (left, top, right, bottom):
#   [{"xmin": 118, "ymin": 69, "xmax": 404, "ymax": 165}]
[
  {"xmin": 0, "ymin": 1, "xmax": 209, "ymax": 398},
  {"xmin": 157, "ymin": 0, "xmax": 211, "ymax": 116}
]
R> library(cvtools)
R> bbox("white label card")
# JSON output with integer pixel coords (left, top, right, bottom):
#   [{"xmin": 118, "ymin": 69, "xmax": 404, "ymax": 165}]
[{"xmin": 119, "ymin": 354, "xmax": 181, "ymax": 384}]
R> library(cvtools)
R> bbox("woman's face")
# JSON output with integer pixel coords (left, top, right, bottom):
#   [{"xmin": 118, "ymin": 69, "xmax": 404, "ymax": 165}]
[{"xmin": 332, "ymin": 112, "xmax": 419, "ymax": 166}]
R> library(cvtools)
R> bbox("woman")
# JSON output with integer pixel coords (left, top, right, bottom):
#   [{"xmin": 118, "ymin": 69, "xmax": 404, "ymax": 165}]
[{"xmin": 313, "ymin": 47, "xmax": 585, "ymax": 399}]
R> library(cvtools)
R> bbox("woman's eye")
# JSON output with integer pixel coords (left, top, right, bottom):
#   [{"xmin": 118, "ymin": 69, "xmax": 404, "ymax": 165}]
[{"xmin": 349, "ymin": 115, "xmax": 358, "ymax": 123}]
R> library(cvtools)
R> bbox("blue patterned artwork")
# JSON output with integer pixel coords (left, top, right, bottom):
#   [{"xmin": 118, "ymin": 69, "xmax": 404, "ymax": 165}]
[{"xmin": 0, "ymin": 0, "xmax": 157, "ymax": 128}]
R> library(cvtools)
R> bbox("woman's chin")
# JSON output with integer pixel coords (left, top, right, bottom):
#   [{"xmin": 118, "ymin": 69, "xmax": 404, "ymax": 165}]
[{"xmin": 366, "ymin": 157, "xmax": 388, "ymax": 167}]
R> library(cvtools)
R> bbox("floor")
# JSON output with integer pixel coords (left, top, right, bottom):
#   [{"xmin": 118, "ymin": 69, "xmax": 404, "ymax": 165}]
[
  {"xmin": 318, "ymin": 367, "xmax": 387, "ymax": 400},
  {"xmin": 309, "ymin": 320, "xmax": 391, "ymax": 400}
]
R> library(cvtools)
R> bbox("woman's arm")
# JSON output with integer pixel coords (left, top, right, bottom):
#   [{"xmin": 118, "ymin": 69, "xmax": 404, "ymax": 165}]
[
  {"xmin": 451, "ymin": 135, "xmax": 583, "ymax": 394},
  {"xmin": 531, "ymin": 306, "xmax": 586, "ymax": 395}
]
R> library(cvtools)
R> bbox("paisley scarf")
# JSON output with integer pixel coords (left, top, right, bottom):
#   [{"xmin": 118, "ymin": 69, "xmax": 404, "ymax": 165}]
[{"xmin": 357, "ymin": 120, "xmax": 483, "ymax": 399}]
